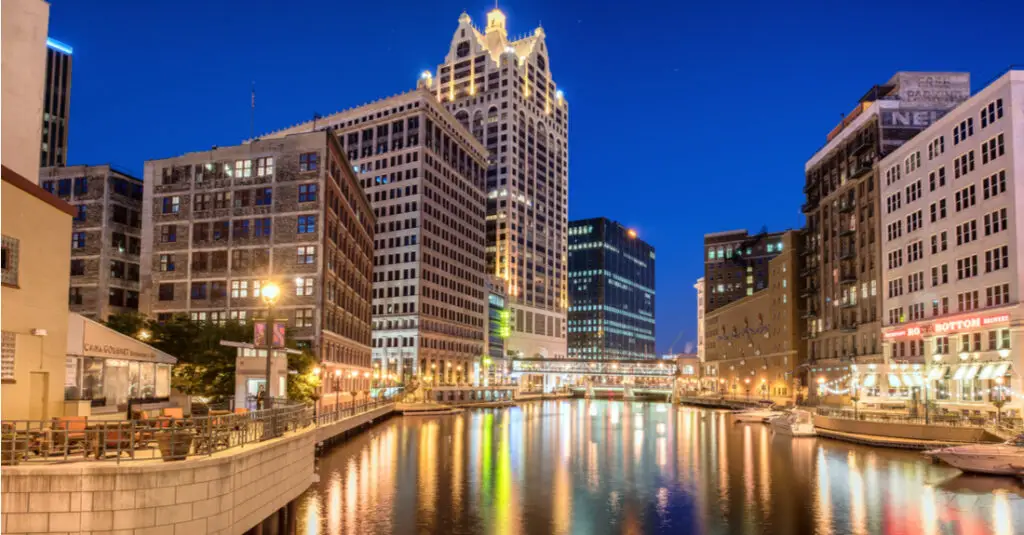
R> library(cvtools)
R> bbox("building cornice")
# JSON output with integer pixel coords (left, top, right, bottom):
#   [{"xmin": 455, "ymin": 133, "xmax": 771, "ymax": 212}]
[{"xmin": 1, "ymin": 165, "xmax": 76, "ymax": 217}]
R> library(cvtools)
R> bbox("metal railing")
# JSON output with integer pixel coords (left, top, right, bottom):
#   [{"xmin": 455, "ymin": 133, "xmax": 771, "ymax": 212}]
[
  {"xmin": 1, "ymin": 395, "xmax": 401, "ymax": 466},
  {"xmin": 814, "ymin": 407, "xmax": 1024, "ymax": 437}
]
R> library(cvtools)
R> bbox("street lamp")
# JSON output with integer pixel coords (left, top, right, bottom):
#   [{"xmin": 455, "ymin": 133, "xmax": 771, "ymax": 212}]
[
  {"xmin": 137, "ymin": 329, "xmax": 152, "ymax": 342},
  {"xmin": 817, "ymin": 376, "xmax": 825, "ymax": 400},
  {"xmin": 993, "ymin": 376, "xmax": 1007, "ymax": 426},
  {"xmin": 744, "ymin": 378, "xmax": 751, "ymax": 401},
  {"xmin": 260, "ymin": 282, "xmax": 281, "ymax": 411},
  {"xmin": 333, "ymin": 369, "xmax": 341, "ymax": 414},
  {"xmin": 312, "ymin": 367, "xmax": 322, "ymax": 419}
]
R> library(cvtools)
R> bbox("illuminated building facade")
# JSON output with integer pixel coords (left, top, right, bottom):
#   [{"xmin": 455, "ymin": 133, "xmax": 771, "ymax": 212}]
[
  {"xmin": 877, "ymin": 70, "xmax": 1023, "ymax": 417},
  {"xmin": 41, "ymin": 37, "xmax": 72, "ymax": 167},
  {"xmin": 704, "ymin": 229, "xmax": 787, "ymax": 313},
  {"xmin": 802, "ymin": 72, "xmax": 970, "ymax": 392},
  {"xmin": 424, "ymin": 8, "xmax": 569, "ymax": 362},
  {"xmin": 568, "ymin": 218, "xmax": 655, "ymax": 360},
  {"xmin": 702, "ymin": 230, "xmax": 805, "ymax": 403},
  {"xmin": 260, "ymin": 90, "xmax": 489, "ymax": 385}
]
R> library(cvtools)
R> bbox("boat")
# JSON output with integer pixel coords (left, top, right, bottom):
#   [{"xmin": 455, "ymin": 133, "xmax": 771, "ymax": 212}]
[
  {"xmin": 924, "ymin": 434, "xmax": 1024, "ymax": 477},
  {"xmin": 732, "ymin": 409, "xmax": 782, "ymax": 423},
  {"xmin": 769, "ymin": 409, "xmax": 817, "ymax": 437}
]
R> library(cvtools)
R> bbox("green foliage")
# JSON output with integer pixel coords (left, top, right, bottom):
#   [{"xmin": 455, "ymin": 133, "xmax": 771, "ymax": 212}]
[{"xmin": 287, "ymin": 350, "xmax": 322, "ymax": 403}]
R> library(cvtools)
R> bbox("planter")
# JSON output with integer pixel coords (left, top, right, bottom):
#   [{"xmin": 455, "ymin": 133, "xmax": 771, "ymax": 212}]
[{"xmin": 156, "ymin": 431, "xmax": 194, "ymax": 461}]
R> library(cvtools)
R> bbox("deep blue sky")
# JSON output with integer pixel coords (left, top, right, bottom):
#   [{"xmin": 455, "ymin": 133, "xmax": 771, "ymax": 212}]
[{"xmin": 50, "ymin": 0, "xmax": 1022, "ymax": 354}]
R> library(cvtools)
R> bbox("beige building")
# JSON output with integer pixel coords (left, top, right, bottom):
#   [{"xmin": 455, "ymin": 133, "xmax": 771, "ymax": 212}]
[
  {"xmin": 876, "ymin": 69, "xmax": 1023, "ymax": 418},
  {"xmin": 1, "ymin": 0, "xmax": 75, "ymax": 421},
  {"xmin": 802, "ymin": 72, "xmax": 970, "ymax": 388},
  {"xmin": 428, "ymin": 9, "xmax": 569, "ymax": 361},
  {"xmin": 702, "ymin": 231, "xmax": 805, "ymax": 404},
  {"xmin": 260, "ymin": 90, "xmax": 489, "ymax": 384},
  {"xmin": 41, "ymin": 165, "xmax": 144, "ymax": 320},
  {"xmin": 141, "ymin": 130, "xmax": 375, "ymax": 395}
]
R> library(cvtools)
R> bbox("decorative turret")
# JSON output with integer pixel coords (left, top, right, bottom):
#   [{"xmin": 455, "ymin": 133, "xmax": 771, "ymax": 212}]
[{"xmin": 486, "ymin": 8, "xmax": 507, "ymax": 39}]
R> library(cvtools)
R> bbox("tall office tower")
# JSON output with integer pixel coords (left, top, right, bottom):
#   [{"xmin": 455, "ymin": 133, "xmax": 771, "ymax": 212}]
[
  {"xmin": 41, "ymin": 165, "xmax": 143, "ymax": 320},
  {"xmin": 41, "ymin": 37, "xmax": 72, "ymax": 167},
  {"xmin": 260, "ymin": 90, "xmax": 489, "ymax": 384},
  {"xmin": 704, "ymin": 229, "xmax": 788, "ymax": 313},
  {"xmin": 878, "ymin": 69, "xmax": 1022, "ymax": 414},
  {"xmin": 424, "ymin": 8, "xmax": 569, "ymax": 360},
  {"xmin": 695, "ymin": 277, "xmax": 705, "ymax": 363},
  {"xmin": 141, "ymin": 130, "xmax": 375, "ymax": 390},
  {"xmin": 801, "ymin": 72, "xmax": 969, "ymax": 384},
  {"xmin": 567, "ymin": 218, "xmax": 655, "ymax": 360}
]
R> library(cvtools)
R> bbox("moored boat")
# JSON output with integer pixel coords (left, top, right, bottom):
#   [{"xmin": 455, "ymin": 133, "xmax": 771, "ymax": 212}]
[
  {"xmin": 925, "ymin": 434, "xmax": 1024, "ymax": 477},
  {"xmin": 732, "ymin": 409, "xmax": 782, "ymax": 423},
  {"xmin": 769, "ymin": 409, "xmax": 816, "ymax": 437}
]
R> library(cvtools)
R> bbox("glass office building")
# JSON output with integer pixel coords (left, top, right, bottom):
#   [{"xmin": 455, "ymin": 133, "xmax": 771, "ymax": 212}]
[{"xmin": 568, "ymin": 218, "xmax": 655, "ymax": 360}]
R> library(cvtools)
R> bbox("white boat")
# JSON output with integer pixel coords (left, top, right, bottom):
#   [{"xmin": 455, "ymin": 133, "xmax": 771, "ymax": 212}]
[
  {"xmin": 769, "ymin": 409, "xmax": 816, "ymax": 437},
  {"xmin": 732, "ymin": 409, "xmax": 782, "ymax": 423},
  {"xmin": 925, "ymin": 434, "xmax": 1024, "ymax": 477}
]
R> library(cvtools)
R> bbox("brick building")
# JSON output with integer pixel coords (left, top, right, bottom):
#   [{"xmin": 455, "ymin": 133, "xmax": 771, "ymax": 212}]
[
  {"xmin": 40, "ymin": 164, "xmax": 143, "ymax": 320},
  {"xmin": 140, "ymin": 130, "xmax": 375, "ymax": 391}
]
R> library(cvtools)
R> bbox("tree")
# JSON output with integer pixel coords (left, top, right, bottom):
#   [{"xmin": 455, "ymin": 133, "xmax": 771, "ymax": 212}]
[{"xmin": 287, "ymin": 350, "xmax": 321, "ymax": 403}]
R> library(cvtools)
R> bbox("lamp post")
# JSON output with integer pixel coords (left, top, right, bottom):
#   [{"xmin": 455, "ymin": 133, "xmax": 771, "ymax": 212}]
[
  {"xmin": 993, "ymin": 376, "xmax": 1007, "ymax": 427},
  {"xmin": 333, "ymin": 369, "xmax": 341, "ymax": 414},
  {"xmin": 850, "ymin": 380, "xmax": 860, "ymax": 421},
  {"xmin": 312, "ymin": 366, "xmax": 321, "ymax": 420},
  {"xmin": 744, "ymin": 378, "xmax": 751, "ymax": 401},
  {"xmin": 260, "ymin": 282, "xmax": 280, "ymax": 410}
]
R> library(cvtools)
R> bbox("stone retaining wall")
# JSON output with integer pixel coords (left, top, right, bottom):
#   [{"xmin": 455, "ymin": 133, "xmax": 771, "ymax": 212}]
[
  {"xmin": 1, "ymin": 430, "xmax": 316, "ymax": 534},
  {"xmin": 813, "ymin": 415, "xmax": 1002, "ymax": 443}
]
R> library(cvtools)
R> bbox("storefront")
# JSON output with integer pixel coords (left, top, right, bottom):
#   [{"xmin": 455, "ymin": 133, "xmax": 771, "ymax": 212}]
[
  {"xmin": 64, "ymin": 313, "xmax": 176, "ymax": 414},
  {"xmin": 881, "ymin": 309, "xmax": 1020, "ymax": 419}
]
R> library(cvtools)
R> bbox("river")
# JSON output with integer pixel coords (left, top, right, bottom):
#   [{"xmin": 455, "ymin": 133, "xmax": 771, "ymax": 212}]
[{"xmin": 296, "ymin": 400, "xmax": 1024, "ymax": 534}]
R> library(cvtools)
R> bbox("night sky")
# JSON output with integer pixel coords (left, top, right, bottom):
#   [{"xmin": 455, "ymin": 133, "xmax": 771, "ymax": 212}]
[{"xmin": 49, "ymin": 0, "xmax": 1023, "ymax": 354}]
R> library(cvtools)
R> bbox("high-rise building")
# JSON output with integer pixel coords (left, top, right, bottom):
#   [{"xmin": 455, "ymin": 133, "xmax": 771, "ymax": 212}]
[
  {"xmin": 424, "ymin": 8, "xmax": 569, "ymax": 361},
  {"xmin": 695, "ymin": 277, "xmax": 707, "ymax": 379},
  {"xmin": 486, "ymin": 274, "xmax": 509, "ymax": 383},
  {"xmin": 704, "ymin": 229, "xmax": 788, "ymax": 313},
  {"xmin": 801, "ymin": 72, "xmax": 970, "ymax": 386},
  {"xmin": 40, "ymin": 165, "xmax": 143, "ymax": 320},
  {"xmin": 567, "ymin": 218, "xmax": 655, "ymax": 360},
  {"xmin": 702, "ymin": 230, "xmax": 805, "ymax": 403},
  {"xmin": 259, "ymin": 90, "xmax": 489, "ymax": 385},
  {"xmin": 878, "ymin": 69, "xmax": 1022, "ymax": 415},
  {"xmin": 141, "ymin": 130, "xmax": 375, "ymax": 392},
  {"xmin": 41, "ymin": 37, "xmax": 72, "ymax": 167}
]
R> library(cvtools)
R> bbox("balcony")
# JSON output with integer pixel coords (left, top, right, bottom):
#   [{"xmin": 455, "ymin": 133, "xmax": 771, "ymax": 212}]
[
  {"xmin": 801, "ymin": 200, "xmax": 819, "ymax": 213},
  {"xmin": 801, "ymin": 307, "xmax": 818, "ymax": 319},
  {"xmin": 839, "ymin": 271, "xmax": 857, "ymax": 284},
  {"xmin": 840, "ymin": 322, "xmax": 858, "ymax": 333},
  {"xmin": 839, "ymin": 225, "xmax": 856, "ymax": 237},
  {"xmin": 838, "ymin": 201, "xmax": 854, "ymax": 214},
  {"xmin": 800, "ymin": 286, "xmax": 817, "ymax": 298},
  {"xmin": 839, "ymin": 247, "xmax": 856, "ymax": 260},
  {"xmin": 840, "ymin": 300, "xmax": 857, "ymax": 309},
  {"xmin": 849, "ymin": 136, "xmax": 872, "ymax": 155},
  {"xmin": 849, "ymin": 159, "xmax": 873, "ymax": 179}
]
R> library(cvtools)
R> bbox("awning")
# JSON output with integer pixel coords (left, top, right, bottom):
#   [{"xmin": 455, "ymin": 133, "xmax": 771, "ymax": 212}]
[
  {"xmin": 977, "ymin": 364, "xmax": 997, "ymax": 380},
  {"xmin": 863, "ymin": 374, "xmax": 878, "ymax": 387},
  {"xmin": 903, "ymin": 374, "xmax": 924, "ymax": 387},
  {"xmin": 927, "ymin": 366, "xmax": 948, "ymax": 381},
  {"xmin": 963, "ymin": 365, "xmax": 981, "ymax": 381},
  {"xmin": 992, "ymin": 362, "xmax": 1011, "ymax": 379},
  {"xmin": 887, "ymin": 374, "xmax": 902, "ymax": 388},
  {"xmin": 952, "ymin": 366, "xmax": 968, "ymax": 380}
]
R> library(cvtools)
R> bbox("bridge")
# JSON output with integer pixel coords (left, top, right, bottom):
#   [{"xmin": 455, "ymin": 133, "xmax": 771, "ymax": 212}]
[{"xmin": 510, "ymin": 358, "xmax": 678, "ymax": 399}]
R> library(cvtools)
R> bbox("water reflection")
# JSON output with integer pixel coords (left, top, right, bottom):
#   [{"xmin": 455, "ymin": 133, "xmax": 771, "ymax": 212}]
[{"xmin": 297, "ymin": 400, "xmax": 1024, "ymax": 534}]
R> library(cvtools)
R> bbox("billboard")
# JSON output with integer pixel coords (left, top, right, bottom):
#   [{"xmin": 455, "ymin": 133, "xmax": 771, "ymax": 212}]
[
  {"xmin": 894, "ymin": 72, "xmax": 970, "ymax": 108},
  {"xmin": 254, "ymin": 322, "xmax": 286, "ymax": 348}
]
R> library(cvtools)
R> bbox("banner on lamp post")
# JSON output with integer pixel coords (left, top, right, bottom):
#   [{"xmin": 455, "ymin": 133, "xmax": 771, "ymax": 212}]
[{"xmin": 254, "ymin": 322, "xmax": 287, "ymax": 348}]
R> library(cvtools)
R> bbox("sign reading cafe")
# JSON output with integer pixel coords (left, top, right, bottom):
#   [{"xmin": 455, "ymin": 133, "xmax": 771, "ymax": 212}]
[{"xmin": 83, "ymin": 343, "xmax": 153, "ymax": 360}]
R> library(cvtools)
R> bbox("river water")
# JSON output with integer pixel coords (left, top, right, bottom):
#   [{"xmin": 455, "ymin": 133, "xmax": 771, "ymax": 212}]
[{"xmin": 296, "ymin": 400, "xmax": 1024, "ymax": 535}]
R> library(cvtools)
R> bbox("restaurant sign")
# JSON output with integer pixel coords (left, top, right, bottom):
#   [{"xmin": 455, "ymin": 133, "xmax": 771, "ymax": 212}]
[
  {"xmin": 83, "ymin": 343, "xmax": 153, "ymax": 360},
  {"xmin": 883, "ymin": 313, "xmax": 1010, "ymax": 339}
]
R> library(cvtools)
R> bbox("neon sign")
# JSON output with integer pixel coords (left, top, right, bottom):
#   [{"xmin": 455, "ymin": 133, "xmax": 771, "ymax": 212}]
[{"xmin": 885, "ymin": 313, "xmax": 1011, "ymax": 339}]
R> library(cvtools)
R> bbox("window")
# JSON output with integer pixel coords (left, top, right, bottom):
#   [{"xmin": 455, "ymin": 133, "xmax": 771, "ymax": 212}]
[
  {"xmin": 70, "ymin": 259, "xmax": 85, "ymax": 276},
  {"xmin": 930, "ymin": 231, "xmax": 947, "ymax": 254},
  {"xmin": 886, "ymin": 221, "xmax": 903, "ymax": 241},
  {"xmin": 162, "ymin": 196, "xmax": 180, "ymax": 214},
  {"xmin": 956, "ymin": 255, "xmax": 978, "ymax": 280},
  {"xmin": 928, "ymin": 167, "xmax": 946, "ymax": 191},
  {"xmin": 255, "ymin": 188, "xmax": 272, "ymax": 206},
  {"xmin": 983, "ymin": 208, "xmax": 1007, "ymax": 236},
  {"xmin": 69, "ymin": 287, "xmax": 83, "ymax": 305},
  {"xmin": 885, "ymin": 192, "xmax": 902, "ymax": 214},
  {"xmin": 57, "ymin": 179, "xmax": 71, "ymax": 198},
  {"xmin": 71, "ymin": 232, "xmax": 86, "ymax": 249},
  {"xmin": 297, "ymin": 246, "xmax": 316, "ymax": 264},
  {"xmin": 957, "ymin": 290, "xmax": 979, "ymax": 312},
  {"xmin": 255, "ymin": 157, "xmax": 274, "ymax": 176},
  {"xmin": 929, "ymin": 199, "xmax": 946, "ymax": 222},
  {"xmin": 905, "ymin": 180, "xmax": 922, "ymax": 203},
  {"xmin": 907, "ymin": 272, "xmax": 925, "ymax": 292},
  {"xmin": 982, "ymin": 170, "xmax": 1006, "ymax": 199},
  {"xmin": 160, "ymin": 225, "xmax": 177, "ymax": 243},
  {"xmin": 953, "ymin": 118, "xmax": 974, "ymax": 145},
  {"xmin": 888, "ymin": 279, "xmax": 904, "ymax": 298},
  {"xmin": 955, "ymin": 220, "xmax": 977, "ymax": 245},
  {"xmin": 986, "ymin": 284, "xmax": 1010, "ymax": 307},
  {"xmin": 158, "ymin": 283, "xmax": 175, "ymax": 301},
  {"xmin": 159, "ymin": 254, "xmax": 175, "ymax": 272},
  {"xmin": 888, "ymin": 308, "xmax": 905, "ymax": 325},
  {"xmin": 928, "ymin": 136, "xmax": 945, "ymax": 160},
  {"xmin": 299, "ymin": 152, "xmax": 319, "ymax": 171},
  {"xmin": 213, "ymin": 191, "xmax": 231, "ymax": 209},
  {"xmin": 74, "ymin": 205, "xmax": 87, "ymax": 222},
  {"xmin": 980, "ymin": 98, "xmax": 1004, "ymax": 128},
  {"xmin": 295, "ymin": 276, "xmax": 314, "ymax": 296},
  {"xmin": 954, "ymin": 151, "xmax": 975, "ymax": 178},
  {"xmin": 954, "ymin": 185, "xmax": 975, "ymax": 211},
  {"xmin": 191, "ymin": 282, "xmax": 208, "ymax": 300},
  {"xmin": 906, "ymin": 210, "xmax": 923, "ymax": 233},
  {"xmin": 231, "ymin": 280, "xmax": 249, "ymax": 298},
  {"xmin": 981, "ymin": 134, "xmax": 1005, "ymax": 164},
  {"xmin": 211, "ymin": 281, "xmax": 227, "ymax": 298},
  {"xmin": 298, "ymin": 184, "xmax": 318, "ymax": 202},
  {"xmin": 887, "ymin": 250, "xmax": 903, "ymax": 270},
  {"xmin": 194, "ymin": 194, "xmax": 210, "ymax": 211},
  {"xmin": 297, "ymin": 215, "xmax": 316, "ymax": 234},
  {"xmin": 932, "ymin": 298, "xmax": 949, "ymax": 317},
  {"xmin": 73, "ymin": 177, "xmax": 88, "ymax": 195},
  {"xmin": 931, "ymin": 264, "xmax": 948, "ymax": 286},
  {"xmin": 985, "ymin": 245, "xmax": 1009, "ymax": 273},
  {"xmin": 906, "ymin": 241, "xmax": 923, "ymax": 263},
  {"xmin": 294, "ymin": 309, "xmax": 315, "ymax": 328},
  {"xmin": 1, "ymin": 236, "xmax": 19, "ymax": 286},
  {"xmin": 229, "ymin": 159, "xmax": 252, "ymax": 178},
  {"xmin": 254, "ymin": 218, "xmax": 272, "ymax": 237},
  {"xmin": 229, "ymin": 311, "xmax": 248, "ymax": 322}
]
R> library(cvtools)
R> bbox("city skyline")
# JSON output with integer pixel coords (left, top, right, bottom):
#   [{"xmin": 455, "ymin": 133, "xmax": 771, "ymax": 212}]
[{"xmin": 47, "ymin": 0, "xmax": 1024, "ymax": 353}]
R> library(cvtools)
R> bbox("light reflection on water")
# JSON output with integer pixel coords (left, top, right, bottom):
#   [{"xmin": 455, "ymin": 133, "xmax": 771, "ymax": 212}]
[{"xmin": 297, "ymin": 400, "xmax": 1024, "ymax": 534}]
